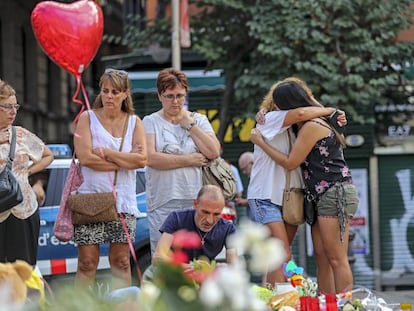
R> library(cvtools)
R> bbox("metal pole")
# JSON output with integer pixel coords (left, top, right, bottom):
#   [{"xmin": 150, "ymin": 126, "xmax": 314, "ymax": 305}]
[
  {"xmin": 171, "ymin": 0, "xmax": 181, "ymax": 70},
  {"xmin": 370, "ymin": 155, "xmax": 382, "ymax": 290}
]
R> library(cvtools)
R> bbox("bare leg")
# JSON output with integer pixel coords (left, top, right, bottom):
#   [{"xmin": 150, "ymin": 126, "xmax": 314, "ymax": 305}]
[
  {"xmin": 264, "ymin": 221, "xmax": 296, "ymax": 286},
  {"xmin": 285, "ymin": 222, "xmax": 298, "ymax": 245},
  {"xmin": 312, "ymin": 222, "xmax": 335, "ymax": 293},
  {"xmin": 317, "ymin": 217, "xmax": 353, "ymax": 293},
  {"xmin": 75, "ymin": 244, "xmax": 100, "ymax": 288},
  {"xmin": 109, "ymin": 242, "xmax": 132, "ymax": 289}
]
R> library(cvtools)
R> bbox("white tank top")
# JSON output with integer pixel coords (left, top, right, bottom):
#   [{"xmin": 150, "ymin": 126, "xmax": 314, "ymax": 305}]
[{"xmin": 77, "ymin": 111, "xmax": 139, "ymax": 217}]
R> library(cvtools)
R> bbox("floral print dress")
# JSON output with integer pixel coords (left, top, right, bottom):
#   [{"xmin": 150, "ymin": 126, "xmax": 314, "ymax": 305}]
[
  {"xmin": 301, "ymin": 121, "xmax": 352, "ymax": 201},
  {"xmin": 301, "ymin": 120, "xmax": 353, "ymax": 242}
]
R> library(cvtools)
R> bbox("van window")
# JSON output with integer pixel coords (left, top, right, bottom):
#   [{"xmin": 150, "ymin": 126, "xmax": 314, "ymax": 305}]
[{"xmin": 43, "ymin": 168, "xmax": 69, "ymax": 207}]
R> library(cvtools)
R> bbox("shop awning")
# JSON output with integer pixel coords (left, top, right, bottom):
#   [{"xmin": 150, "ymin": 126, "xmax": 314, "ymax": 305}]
[{"xmin": 129, "ymin": 69, "xmax": 225, "ymax": 93}]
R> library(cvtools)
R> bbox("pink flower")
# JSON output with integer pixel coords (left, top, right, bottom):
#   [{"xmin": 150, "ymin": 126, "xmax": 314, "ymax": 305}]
[
  {"xmin": 184, "ymin": 269, "xmax": 213, "ymax": 284},
  {"xmin": 319, "ymin": 146, "xmax": 329, "ymax": 157},
  {"xmin": 315, "ymin": 180, "xmax": 329, "ymax": 194},
  {"xmin": 172, "ymin": 229, "xmax": 202, "ymax": 249},
  {"xmin": 170, "ymin": 250, "xmax": 189, "ymax": 265},
  {"xmin": 342, "ymin": 166, "xmax": 350, "ymax": 177}
]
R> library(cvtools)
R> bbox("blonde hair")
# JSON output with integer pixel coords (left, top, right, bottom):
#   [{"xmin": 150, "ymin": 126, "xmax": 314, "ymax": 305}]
[
  {"xmin": 93, "ymin": 70, "xmax": 135, "ymax": 114},
  {"xmin": 259, "ymin": 77, "xmax": 314, "ymax": 111},
  {"xmin": 0, "ymin": 79, "xmax": 16, "ymax": 100}
]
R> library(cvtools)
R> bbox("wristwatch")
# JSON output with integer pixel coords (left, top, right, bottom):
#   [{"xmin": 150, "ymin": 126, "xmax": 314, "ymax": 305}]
[{"xmin": 186, "ymin": 122, "xmax": 196, "ymax": 131}]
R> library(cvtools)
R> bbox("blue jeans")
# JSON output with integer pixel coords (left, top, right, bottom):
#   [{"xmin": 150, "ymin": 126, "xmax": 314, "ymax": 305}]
[{"xmin": 248, "ymin": 199, "xmax": 283, "ymax": 224}]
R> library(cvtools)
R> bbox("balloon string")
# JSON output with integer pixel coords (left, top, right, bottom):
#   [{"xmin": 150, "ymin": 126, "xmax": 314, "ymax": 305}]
[
  {"xmin": 71, "ymin": 75, "xmax": 85, "ymax": 126},
  {"xmin": 80, "ymin": 78, "xmax": 92, "ymax": 111}
]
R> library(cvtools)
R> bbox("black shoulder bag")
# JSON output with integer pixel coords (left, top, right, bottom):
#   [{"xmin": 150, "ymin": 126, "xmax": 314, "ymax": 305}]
[{"xmin": 0, "ymin": 126, "xmax": 23, "ymax": 212}]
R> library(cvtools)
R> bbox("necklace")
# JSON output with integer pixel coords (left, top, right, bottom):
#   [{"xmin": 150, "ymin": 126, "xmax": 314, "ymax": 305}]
[{"xmin": 196, "ymin": 228, "xmax": 208, "ymax": 246}]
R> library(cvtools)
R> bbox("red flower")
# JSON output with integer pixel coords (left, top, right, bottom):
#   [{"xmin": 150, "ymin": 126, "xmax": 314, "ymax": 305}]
[
  {"xmin": 170, "ymin": 250, "xmax": 189, "ymax": 265},
  {"xmin": 172, "ymin": 229, "xmax": 202, "ymax": 249},
  {"xmin": 184, "ymin": 269, "xmax": 211, "ymax": 284}
]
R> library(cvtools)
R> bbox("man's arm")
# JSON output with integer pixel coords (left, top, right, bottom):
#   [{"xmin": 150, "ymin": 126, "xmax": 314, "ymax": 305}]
[{"xmin": 152, "ymin": 232, "xmax": 174, "ymax": 263}]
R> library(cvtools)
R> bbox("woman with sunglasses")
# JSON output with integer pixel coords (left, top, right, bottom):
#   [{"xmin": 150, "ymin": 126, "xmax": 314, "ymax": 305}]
[
  {"xmin": 0, "ymin": 79, "xmax": 53, "ymax": 267},
  {"xmin": 73, "ymin": 69, "xmax": 147, "ymax": 289},
  {"xmin": 142, "ymin": 68, "xmax": 221, "ymax": 256}
]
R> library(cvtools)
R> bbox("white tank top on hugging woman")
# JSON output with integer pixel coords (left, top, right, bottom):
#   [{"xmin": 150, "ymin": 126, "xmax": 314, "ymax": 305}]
[
  {"xmin": 248, "ymin": 111, "xmax": 304, "ymax": 206},
  {"xmin": 77, "ymin": 111, "xmax": 139, "ymax": 217}
]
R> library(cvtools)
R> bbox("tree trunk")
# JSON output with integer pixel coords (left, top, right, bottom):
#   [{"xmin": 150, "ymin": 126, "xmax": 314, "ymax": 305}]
[{"xmin": 217, "ymin": 70, "xmax": 235, "ymax": 142}]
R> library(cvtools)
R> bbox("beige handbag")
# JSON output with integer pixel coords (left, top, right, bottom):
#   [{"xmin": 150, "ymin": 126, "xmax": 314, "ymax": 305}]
[
  {"xmin": 202, "ymin": 158, "xmax": 237, "ymax": 202},
  {"xmin": 69, "ymin": 192, "xmax": 118, "ymax": 225},
  {"xmin": 282, "ymin": 130, "xmax": 305, "ymax": 225},
  {"xmin": 68, "ymin": 115, "xmax": 128, "ymax": 225}
]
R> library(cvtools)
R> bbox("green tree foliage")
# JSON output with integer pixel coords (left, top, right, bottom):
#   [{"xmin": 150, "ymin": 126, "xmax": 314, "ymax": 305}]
[
  {"xmin": 114, "ymin": 0, "xmax": 414, "ymax": 139},
  {"xmin": 246, "ymin": 0, "xmax": 414, "ymax": 123}
]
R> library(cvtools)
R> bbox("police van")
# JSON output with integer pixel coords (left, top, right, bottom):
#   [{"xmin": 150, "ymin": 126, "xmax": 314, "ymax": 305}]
[{"xmin": 36, "ymin": 145, "xmax": 151, "ymax": 279}]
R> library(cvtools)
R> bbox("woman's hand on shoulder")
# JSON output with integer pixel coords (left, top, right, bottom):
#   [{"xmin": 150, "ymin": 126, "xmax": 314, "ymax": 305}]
[
  {"xmin": 337, "ymin": 109, "xmax": 347, "ymax": 127},
  {"xmin": 250, "ymin": 128, "xmax": 264, "ymax": 145},
  {"xmin": 255, "ymin": 108, "xmax": 268, "ymax": 125}
]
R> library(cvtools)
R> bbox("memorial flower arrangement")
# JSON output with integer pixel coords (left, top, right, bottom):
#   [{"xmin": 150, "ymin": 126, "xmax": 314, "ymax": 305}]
[{"xmin": 24, "ymin": 220, "xmax": 399, "ymax": 311}]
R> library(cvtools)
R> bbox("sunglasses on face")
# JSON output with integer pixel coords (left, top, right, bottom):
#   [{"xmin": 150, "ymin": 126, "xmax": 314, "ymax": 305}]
[{"xmin": 104, "ymin": 68, "xmax": 128, "ymax": 77}]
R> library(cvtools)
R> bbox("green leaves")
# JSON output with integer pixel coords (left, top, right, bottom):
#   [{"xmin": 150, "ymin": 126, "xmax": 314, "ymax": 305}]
[{"xmin": 114, "ymin": 0, "xmax": 414, "ymax": 129}]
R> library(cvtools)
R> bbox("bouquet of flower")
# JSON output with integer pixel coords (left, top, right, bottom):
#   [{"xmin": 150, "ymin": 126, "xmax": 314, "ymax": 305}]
[{"xmin": 138, "ymin": 220, "xmax": 289, "ymax": 311}]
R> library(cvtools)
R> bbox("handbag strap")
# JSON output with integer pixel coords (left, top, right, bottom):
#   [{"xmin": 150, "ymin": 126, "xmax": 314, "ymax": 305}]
[
  {"xmin": 8, "ymin": 126, "xmax": 17, "ymax": 163},
  {"xmin": 113, "ymin": 115, "xmax": 129, "ymax": 186},
  {"xmin": 285, "ymin": 129, "xmax": 292, "ymax": 190},
  {"xmin": 116, "ymin": 116, "xmax": 143, "ymax": 284}
]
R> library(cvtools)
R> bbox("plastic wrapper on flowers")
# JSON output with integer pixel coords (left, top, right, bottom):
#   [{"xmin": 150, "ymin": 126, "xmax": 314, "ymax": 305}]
[{"xmin": 338, "ymin": 286, "xmax": 407, "ymax": 311}]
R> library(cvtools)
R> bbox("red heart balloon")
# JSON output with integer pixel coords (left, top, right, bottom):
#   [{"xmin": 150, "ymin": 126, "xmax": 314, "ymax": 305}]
[{"xmin": 31, "ymin": 0, "xmax": 103, "ymax": 77}]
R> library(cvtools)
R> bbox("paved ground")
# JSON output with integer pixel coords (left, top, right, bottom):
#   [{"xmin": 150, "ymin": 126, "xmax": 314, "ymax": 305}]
[{"xmin": 373, "ymin": 290, "xmax": 414, "ymax": 304}]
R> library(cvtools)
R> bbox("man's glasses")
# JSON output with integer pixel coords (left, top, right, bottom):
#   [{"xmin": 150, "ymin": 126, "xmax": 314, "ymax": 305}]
[
  {"xmin": 0, "ymin": 104, "xmax": 20, "ymax": 111},
  {"xmin": 161, "ymin": 94, "xmax": 186, "ymax": 101},
  {"xmin": 104, "ymin": 68, "xmax": 128, "ymax": 77}
]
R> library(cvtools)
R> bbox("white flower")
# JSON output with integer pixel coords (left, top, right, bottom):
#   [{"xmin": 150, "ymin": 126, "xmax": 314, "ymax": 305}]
[
  {"xmin": 249, "ymin": 238, "xmax": 287, "ymax": 273},
  {"xmin": 199, "ymin": 277, "xmax": 224, "ymax": 307},
  {"xmin": 215, "ymin": 265, "xmax": 251, "ymax": 298},
  {"xmin": 199, "ymin": 264, "xmax": 270, "ymax": 311},
  {"xmin": 228, "ymin": 219, "xmax": 270, "ymax": 253},
  {"xmin": 137, "ymin": 282, "xmax": 160, "ymax": 310}
]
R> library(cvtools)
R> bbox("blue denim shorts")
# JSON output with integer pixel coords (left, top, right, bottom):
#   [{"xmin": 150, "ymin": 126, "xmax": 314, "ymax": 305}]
[{"xmin": 248, "ymin": 199, "xmax": 283, "ymax": 224}]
